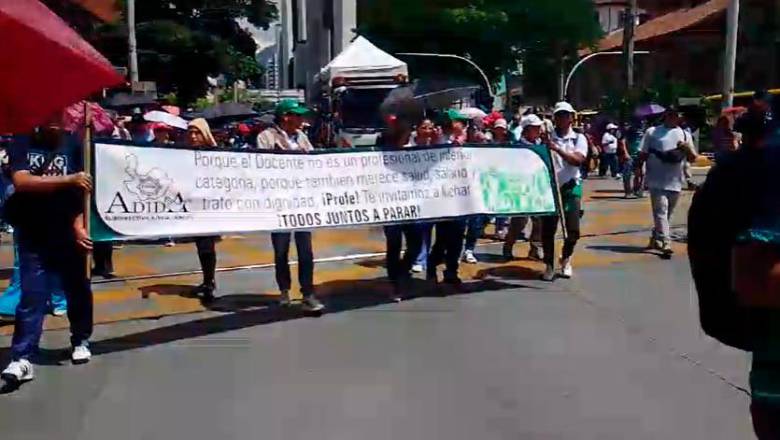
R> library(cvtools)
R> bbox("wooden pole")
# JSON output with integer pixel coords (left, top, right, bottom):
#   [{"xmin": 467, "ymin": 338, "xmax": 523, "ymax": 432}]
[
  {"xmin": 83, "ymin": 102, "xmax": 93, "ymax": 279},
  {"xmin": 549, "ymin": 152, "xmax": 568, "ymax": 241}
]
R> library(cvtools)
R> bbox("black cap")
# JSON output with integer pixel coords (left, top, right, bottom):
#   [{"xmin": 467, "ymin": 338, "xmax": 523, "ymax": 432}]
[{"xmin": 755, "ymin": 89, "xmax": 771, "ymax": 102}]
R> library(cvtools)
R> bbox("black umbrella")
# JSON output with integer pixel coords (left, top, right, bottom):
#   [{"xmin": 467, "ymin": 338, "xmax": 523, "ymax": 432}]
[
  {"xmin": 380, "ymin": 86, "xmax": 424, "ymax": 123},
  {"xmin": 199, "ymin": 102, "xmax": 258, "ymax": 123}
]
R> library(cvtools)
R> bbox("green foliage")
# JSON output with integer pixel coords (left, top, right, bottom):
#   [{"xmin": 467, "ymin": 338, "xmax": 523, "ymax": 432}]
[
  {"xmin": 359, "ymin": 0, "xmax": 602, "ymax": 98},
  {"xmin": 84, "ymin": 0, "xmax": 277, "ymax": 106}
]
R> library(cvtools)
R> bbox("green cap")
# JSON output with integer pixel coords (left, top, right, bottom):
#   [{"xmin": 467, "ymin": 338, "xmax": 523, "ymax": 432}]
[
  {"xmin": 276, "ymin": 99, "xmax": 310, "ymax": 116},
  {"xmin": 446, "ymin": 108, "xmax": 469, "ymax": 122}
]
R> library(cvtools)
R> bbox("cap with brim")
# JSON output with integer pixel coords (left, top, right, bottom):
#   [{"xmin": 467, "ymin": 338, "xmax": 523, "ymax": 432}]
[
  {"xmin": 606, "ymin": 123, "xmax": 618, "ymax": 130},
  {"xmin": 493, "ymin": 119, "xmax": 508, "ymax": 129},
  {"xmin": 521, "ymin": 114, "xmax": 544, "ymax": 128},
  {"xmin": 276, "ymin": 99, "xmax": 311, "ymax": 116},
  {"xmin": 446, "ymin": 108, "xmax": 469, "ymax": 122},
  {"xmin": 553, "ymin": 102, "xmax": 576, "ymax": 115}
]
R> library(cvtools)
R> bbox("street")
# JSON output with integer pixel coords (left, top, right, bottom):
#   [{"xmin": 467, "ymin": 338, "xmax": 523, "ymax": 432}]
[{"xmin": 0, "ymin": 174, "xmax": 756, "ymax": 439}]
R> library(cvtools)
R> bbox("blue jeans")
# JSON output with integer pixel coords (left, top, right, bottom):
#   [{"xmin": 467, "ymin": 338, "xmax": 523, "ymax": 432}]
[
  {"xmin": 271, "ymin": 232, "xmax": 314, "ymax": 297},
  {"xmin": 414, "ymin": 223, "xmax": 433, "ymax": 268},
  {"xmin": 464, "ymin": 215, "xmax": 488, "ymax": 252},
  {"xmin": 599, "ymin": 153, "xmax": 619, "ymax": 177},
  {"xmin": 621, "ymin": 158, "xmax": 635, "ymax": 195},
  {"xmin": 0, "ymin": 240, "xmax": 66, "ymax": 316},
  {"xmin": 10, "ymin": 238, "xmax": 92, "ymax": 361}
]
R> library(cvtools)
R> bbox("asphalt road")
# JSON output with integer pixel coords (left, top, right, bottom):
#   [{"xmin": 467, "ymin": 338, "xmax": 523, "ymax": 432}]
[{"xmin": 0, "ymin": 245, "xmax": 754, "ymax": 440}]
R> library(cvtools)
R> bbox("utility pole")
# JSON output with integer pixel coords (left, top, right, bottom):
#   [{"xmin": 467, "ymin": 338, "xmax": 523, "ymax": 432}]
[
  {"xmin": 622, "ymin": 0, "xmax": 638, "ymax": 92},
  {"xmin": 127, "ymin": 0, "xmax": 139, "ymax": 83},
  {"xmin": 722, "ymin": 0, "xmax": 740, "ymax": 109}
]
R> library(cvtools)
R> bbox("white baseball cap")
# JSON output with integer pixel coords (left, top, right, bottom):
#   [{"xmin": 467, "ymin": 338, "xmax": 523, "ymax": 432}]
[
  {"xmin": 606, "ymin": 123, "xmax": 619, "ymax": 130},
  {"xmin": 553, "ymin": 101, "xmax": 576, "ymax": 115},
  {"xmin": 521, "ymin": 114, "xmax": 544, "ymax": 128},
  {"xmin": 493, "ymin": 118, "xmax": 508, "ymax": 129}
]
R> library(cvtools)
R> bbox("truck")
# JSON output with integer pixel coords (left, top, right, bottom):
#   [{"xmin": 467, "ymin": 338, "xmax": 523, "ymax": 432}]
[{"xmin": 314, "ymin": 37, "xmax": 409, "ymax": 148}]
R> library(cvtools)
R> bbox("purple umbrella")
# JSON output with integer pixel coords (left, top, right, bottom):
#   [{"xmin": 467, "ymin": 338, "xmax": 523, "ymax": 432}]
[{"xmin": 635, "ymin": 103, "xmax": 666, "ymax": 118}]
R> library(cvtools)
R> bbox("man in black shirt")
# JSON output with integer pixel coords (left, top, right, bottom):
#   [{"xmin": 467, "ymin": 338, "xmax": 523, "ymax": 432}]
[{"xmin": 1, "ymin": 121, "xmax": 94, "ymax": 386}]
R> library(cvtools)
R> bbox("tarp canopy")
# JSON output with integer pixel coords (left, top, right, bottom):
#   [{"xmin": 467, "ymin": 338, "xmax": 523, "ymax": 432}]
[{"xmin": 316, "ymin": 36, "xmax": 408, "ymax": 84}]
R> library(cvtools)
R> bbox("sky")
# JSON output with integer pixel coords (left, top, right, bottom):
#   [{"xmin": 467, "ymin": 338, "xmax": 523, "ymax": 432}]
[{"xmin": 237, "ymin": 18, "xmax": 278, "ymax": 51}]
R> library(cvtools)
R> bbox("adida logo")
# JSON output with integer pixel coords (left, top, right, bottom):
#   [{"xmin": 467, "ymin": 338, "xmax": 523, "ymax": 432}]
[{"xmin": 106, "ymin": 154, "xmax": 189, "ymax": 214}]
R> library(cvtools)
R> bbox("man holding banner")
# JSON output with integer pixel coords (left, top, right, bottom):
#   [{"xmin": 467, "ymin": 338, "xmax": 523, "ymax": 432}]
[
  {"xmin": 256, "ymin": 100, "xmax": 324, "ymax": 313},
  {"xmin": 541, "ymin": 102, "xmax": 588, "ymax": 282}
]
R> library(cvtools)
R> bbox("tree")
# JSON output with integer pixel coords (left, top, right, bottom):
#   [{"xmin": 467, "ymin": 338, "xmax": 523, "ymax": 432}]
[
  {"xmin": 359, "ymin": 0, "xmax": 602, "ymax": 100},
  {"xmin": 70, "ymin": 0, "xmax": 278, "ymax": 105}
]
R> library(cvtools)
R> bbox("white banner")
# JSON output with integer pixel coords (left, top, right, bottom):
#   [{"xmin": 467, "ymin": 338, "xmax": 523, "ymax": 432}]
[{"xmin": 93, "ymin": 143, "xmax": 557, "ymax": 240}]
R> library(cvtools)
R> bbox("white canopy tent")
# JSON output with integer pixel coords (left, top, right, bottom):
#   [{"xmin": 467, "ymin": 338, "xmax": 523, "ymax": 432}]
[{"xmin": 316, "ymin": 36, "xmax": 408, "ymax": 85}]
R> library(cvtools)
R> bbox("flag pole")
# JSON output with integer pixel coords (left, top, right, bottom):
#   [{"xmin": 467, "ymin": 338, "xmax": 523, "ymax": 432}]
[{"xmin": 83, "ymin": 102, "xmax": 93, "ymax": 278}]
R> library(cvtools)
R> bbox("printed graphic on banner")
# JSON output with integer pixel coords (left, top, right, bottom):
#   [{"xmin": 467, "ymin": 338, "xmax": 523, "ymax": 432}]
[{"xmin": 92, "ymin": 143, "xmax": 557, "ymax": 240}]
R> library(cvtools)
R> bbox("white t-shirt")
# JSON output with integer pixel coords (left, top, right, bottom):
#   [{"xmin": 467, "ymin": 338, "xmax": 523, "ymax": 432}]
[
  {"xmin": 601, "ymin": 132, "xmax": 618, "ymax": 154},
  {"xmin": 551, "ymin": 129, "xmax": 589, "ymax": 185},
  {"xmin": 640, "ymin": 125, "xmax": 689, "ymax": 192}
]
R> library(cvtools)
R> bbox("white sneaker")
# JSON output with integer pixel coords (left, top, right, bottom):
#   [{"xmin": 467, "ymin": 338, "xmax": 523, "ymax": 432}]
[
  {"xmin": 463, "ymin": 250, "xmax": 478, "ymax": 264},
  {"xmin": 560, "ymin": 258, "xmax": 573, "ymax": 279},
  {"xmin": 541, "ymin": 264, "xmax": 556, "ymax": 282},
  {"xmin": 71, "ymin": 343, "xmax": 92, "ymax": 364},
  {"xmin": 2, "ymin": 359, "xmax": 34, "ymax": 383},
  {"xmin": 411, "ymin": 264, "xmax": 424, "ymax": 273}
]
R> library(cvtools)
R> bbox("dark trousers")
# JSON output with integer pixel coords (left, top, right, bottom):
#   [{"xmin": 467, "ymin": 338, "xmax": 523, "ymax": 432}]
[
  {"xmin": 271, "ymin": 232, "xmax": 314, "ymax": 296},
  {"xmin": 92, "ymin": 241, "xmax": 114, "ymax": 275},
  {"xmin": 427, "ymin": 220, "xmax": 466, "ymax": 279},
  {"xmin": 599, "ymin": 153, "xmax": 619, "ymax": 177},
  {"xmin": 11, "ymin": 240, "xmax": 93, "ymax": 360},
  {"xmin": 195, "ymin": 237, "xmax": 217, "ymax": 286},
  {"xmin": 752, "ymin": 400, "xmax": 780, "ymax": 439},
  {"xmin": 464, "ymin": 215, "xmax": 488, "ymax": 251},
  {"xmin": 541, "ymin": 197, "xmax": 582, "ymax": 266},
  {"xmin": 505, "ymin": 217, "xmax": 542, "ymax": 248},
  {"xmin": 384, "ymin": 225, "xmax": 422, "ymax": 284}
]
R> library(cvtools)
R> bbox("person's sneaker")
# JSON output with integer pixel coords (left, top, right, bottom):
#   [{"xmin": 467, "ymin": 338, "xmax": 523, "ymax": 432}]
[
  {"xmin": 559, "ymin": 258, "xmax": 573, "ymax": 279},
  {"xmin": 278, "ymin": 290, "xmax": 292, "ymax": 307},
  {"xmin": 661, "ymin": 243, "xmax": 674, "ymax": 257},
  {"xmin": 196, "ymin": 283, "xmax": 216, "ymax": 304},
  {"xmin": 1, "ymin": 359, "xmax": 33, "ymax": 384},
  {"xmin": 647, "ymin": 237, "xmax": 662, "ymax": 250},
  {"xmin": 71, "ymin": 343, "xmax": 91, "ymax": 364},
  {"xmin": 541, "ymin": 264, "xmax": 556, "ymax": 282},
  {"xmin": 463, "ymin": 250, "xmax": 478, "ymax": 264},
  {"xmin": 528, "ymin": 246, "xmax": 544, "ymax": 261},
  {"xmin": 301, "ymin": 296, "xmax": 325, "ymax": 313},
  {"xmin": 389, "ymin": 286, "xmax": 404, "ymax": 303},
  {"xmin": 502, "ymin": 245, "xmax": 514, "ymax": 261},
  {"xmin": 164, "ymin": 239, "xmax": 176, "ymax": 247},
  {"xmin": 496, "ymin": 227, "xmax": 509, "ymax": 241},
  {"xmin": 442, "ymin": 275, "xmax": 463, "ymax": 286},
  {"xmin": 52, "ymin": 307, "xmax": 67, "ymax": 317},
  {"xmin": 411, "ymin": 264, "xmax": 424, "ymax": 273}
]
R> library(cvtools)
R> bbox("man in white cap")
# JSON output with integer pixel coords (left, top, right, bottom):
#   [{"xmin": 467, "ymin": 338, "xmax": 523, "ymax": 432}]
[
  {"xmin": 541, "ymin": 102, "xmax": 588, "ymax": 281},
  {"xmin": 503, "ymin": 114, "xmax": 544, "ymax": 261},
  {"xmin": 600, "ymin": 123, "xmax": 620, "ymax": 178}
]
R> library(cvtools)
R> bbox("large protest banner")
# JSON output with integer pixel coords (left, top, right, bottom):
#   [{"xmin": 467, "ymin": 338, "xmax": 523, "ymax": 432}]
[{"xmin": 91, "ymin": 142, "xmax": 559, "ymax": 241}]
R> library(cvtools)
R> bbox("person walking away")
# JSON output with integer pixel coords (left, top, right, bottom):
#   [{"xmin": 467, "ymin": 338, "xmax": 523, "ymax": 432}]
[
  {"xmin": 185, "ymin": 119, "xmax": 221, "ymax": 303},
  {"xmin": 428, "ymin": 110, "xmax": 469, "ymax": 287},
  {"xmin": 503, "ymin": 115, "xmax": 544, "ymax": 261},
  {"xmin": 635, "ymin": 107, "xmax": 698, "ymax": 257},
  {"xmin": 688, "ymin": 105, "xmax": 780, "ymax": 439},
  {"xmin": 1, "ymin": 119, "xmax": 95, "ymax": 385},
  {"xmin": 256, "ymin": 100, "xmax": 324, "ymax": 312},
  {"xmin": 410, "ymin": 119, "xmax": 440, "ymax": 274},
  {"xmin": 600, "ymin": 123, "xmax": 620, "ymax": 178},
  {"xmin": 619, "ymin": 121, "xmax": 644, "ymax": 198},
  {"xmin": 540, "ymin": 102, "xmax": 588, "ymax": 281}
]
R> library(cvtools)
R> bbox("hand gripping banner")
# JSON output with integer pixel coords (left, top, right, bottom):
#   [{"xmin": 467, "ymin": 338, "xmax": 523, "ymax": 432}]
[{"xmin": 91, "ymin": 142, "xmax": 560, "ymax": 241}]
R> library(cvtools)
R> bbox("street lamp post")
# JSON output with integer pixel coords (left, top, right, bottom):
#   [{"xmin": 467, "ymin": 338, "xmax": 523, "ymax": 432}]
[
  {"xmin": 563, "ymin": 50, "xmax": 650, "ymax": 101},
  {"xmin": 396, "ymin": 52, "xmax": 494, "ymax": 97}
]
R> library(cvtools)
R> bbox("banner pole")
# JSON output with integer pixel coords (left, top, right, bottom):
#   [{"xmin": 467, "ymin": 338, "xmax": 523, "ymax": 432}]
[
  {"xmin": 548, "ymin": 147, "xmax": 569, "ymax": 241},
  {"xmin": 83, "ymin": 102, "xmax": 93, "ymax": 279}
]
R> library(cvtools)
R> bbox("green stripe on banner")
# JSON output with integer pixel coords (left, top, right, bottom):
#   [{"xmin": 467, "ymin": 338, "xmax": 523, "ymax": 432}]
[{"xmin": 90, "ymin": 142, "xmax": 560, "ymax": 241}]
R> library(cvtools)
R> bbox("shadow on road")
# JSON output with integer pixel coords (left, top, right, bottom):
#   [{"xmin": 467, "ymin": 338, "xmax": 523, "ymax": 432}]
[{"xmin": 587, "ymin": 244, "xmax": 649, "ymax": 254}]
